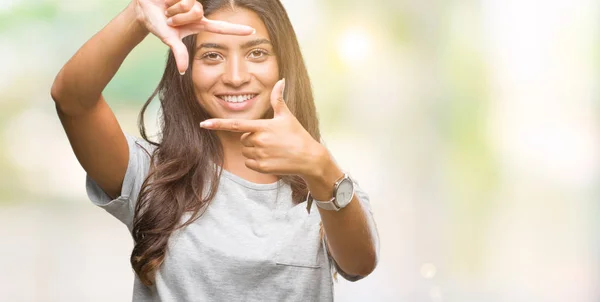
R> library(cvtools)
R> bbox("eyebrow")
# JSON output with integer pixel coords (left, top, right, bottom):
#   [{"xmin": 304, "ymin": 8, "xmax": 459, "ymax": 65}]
[{"xmin": 196, "ymin": 39, "xmax": 272, "ymax": 51}]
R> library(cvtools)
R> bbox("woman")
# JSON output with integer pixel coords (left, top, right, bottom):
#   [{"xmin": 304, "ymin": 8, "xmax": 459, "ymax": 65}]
[{"xmin": 51, "ymin": 0, "xmax": 379, "ymax": 300}]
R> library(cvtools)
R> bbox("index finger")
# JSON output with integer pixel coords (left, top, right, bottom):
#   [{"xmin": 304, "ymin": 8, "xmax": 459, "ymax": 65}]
[
  {"xmin": 200, "ymin": 118, "xmax": 265, "ymax": 132},
  {"xmin": 200, "ymin": 17, "xmax": 255, "ymax": 35}
]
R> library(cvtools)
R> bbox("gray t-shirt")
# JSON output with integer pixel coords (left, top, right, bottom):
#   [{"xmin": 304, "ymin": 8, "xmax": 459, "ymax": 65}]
[{"xmin": 86, "ymin": 133, "xmax": 378, "ymax": 302}]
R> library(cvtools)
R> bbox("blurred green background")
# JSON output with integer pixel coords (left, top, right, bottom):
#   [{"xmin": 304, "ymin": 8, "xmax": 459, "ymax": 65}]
[{"xmin": 1, "ymin": 0, "xmax": 599, "ymax": 301}]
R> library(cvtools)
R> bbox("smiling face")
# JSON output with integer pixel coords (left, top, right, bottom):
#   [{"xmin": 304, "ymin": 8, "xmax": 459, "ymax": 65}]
[{"xmin": 192, "ymin": 8, "xmax": 279, "ymax": 121}]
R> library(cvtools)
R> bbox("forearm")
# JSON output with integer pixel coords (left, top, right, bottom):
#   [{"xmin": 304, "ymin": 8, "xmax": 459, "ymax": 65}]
[
  {"xmin": 303, "ymin": 149, "xmax": 378, "ymax": 277},
  {"xmin": 51, "ymin": 3, "xmax": 148, "ymax": 115}
]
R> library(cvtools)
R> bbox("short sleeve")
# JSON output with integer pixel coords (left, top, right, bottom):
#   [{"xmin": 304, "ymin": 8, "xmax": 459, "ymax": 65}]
[
  {"xmin": 85, "ymin": 133, "xmax": 155, "ymax": 231},
  {"xmin": 324, "ymin": 175, "xmax": 380, "ymax": 282}
]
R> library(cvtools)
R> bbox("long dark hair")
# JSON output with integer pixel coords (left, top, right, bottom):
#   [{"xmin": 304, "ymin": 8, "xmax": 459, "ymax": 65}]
[{"xmin": 130, "ymin": 0, "xmax": 320, "ymax": 286}]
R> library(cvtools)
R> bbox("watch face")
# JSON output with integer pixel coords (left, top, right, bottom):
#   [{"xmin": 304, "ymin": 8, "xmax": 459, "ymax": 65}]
[{"xmin": 335, "ymin": 178, "xmax": 354, "ymax": 207}]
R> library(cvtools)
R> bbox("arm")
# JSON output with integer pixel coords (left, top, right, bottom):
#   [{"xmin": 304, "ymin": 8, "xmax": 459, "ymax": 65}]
[
  {"xmin": 198, "ymin": 80, "xmax": 379, "ymax": 277},
  {"xmin": 51, "ymin": 3, "xmax": 148, "ymax": 199},
  {"xmin": 303, "ymin": 151, "xmax": 379, "ymax": 278},
  {"xmin": 51, "ymin": 3, "xmax": 148, "ymax": 116},
  {"xmin": 51, "ymin": 0, "xmax": 254, "ymax": 199}
]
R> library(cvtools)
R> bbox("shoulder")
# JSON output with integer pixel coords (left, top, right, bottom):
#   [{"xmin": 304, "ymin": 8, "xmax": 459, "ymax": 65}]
[{"xmin": 125, "ymin": 133, "xmax": 158, "ymax": 158}]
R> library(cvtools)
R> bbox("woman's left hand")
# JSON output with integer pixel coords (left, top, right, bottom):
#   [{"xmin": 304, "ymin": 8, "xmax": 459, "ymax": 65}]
[{"xmin": 199, "ymin": 79, "xmax": 327, "ymax": 179}]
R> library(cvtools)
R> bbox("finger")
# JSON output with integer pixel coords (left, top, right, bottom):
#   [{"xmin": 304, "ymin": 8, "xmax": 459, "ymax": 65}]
[
  {"xmin": 240, "ymin": 132, "xmax": 254, "ymax": 147},
  {"xmin": 177, "ymin": 23, "xmax": 204, "ymax": 39},
  {"xmin": 200, "ymin": 17, "xmax": 255, "ymax": 35},
  {"xmin": 165, "ymin": 0, "xmax": 196, "ymax": 18},
  {"xmin": 165, "ymin": 0, "xmax": 180, "ymax": 7},
  {"xmin": 167, "ymin": 3, "xmax": 203, "ymax": 26},
  {"xmin": 241, "ymin": 147, "xmax": 259, "ymax": 159},
  {"xmin": 245, "ymin": 159, "xmax": 269, "ymax": 173},
  {"xmin": 163, "ymin": 37, "xmax": 189, "ymax": 75},
  {"xmin": 270, "ymin": 78, "xmax": 287, "ymax": 116},
  {"xmin": 241, "ymin": 132, "xmax": 269, "ymax": 147},
  {"xmin": 200, "ymin": 119, "xmax": 265, "ymax": 132},
  {"xmin": 245, "ymin": 158, "xmax": 259, "ymax": 171}
]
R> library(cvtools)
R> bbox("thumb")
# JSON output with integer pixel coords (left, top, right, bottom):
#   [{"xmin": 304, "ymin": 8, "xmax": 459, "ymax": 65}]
[
  {"xmin": 270, "ymin": 78, "xmax": 287, "ymax": 116},
  {"xmin": 164, "ymin": 37, "xmax": 189, "ymax": 75}
]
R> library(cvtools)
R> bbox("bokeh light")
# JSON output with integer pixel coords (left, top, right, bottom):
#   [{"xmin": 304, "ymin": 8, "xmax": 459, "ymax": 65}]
[{"xmin": 337, "ymin": 28, "xmax": 371, "ymax": 66}]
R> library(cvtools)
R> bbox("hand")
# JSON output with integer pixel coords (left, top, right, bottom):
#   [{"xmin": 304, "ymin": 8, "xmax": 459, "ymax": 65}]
[
  {"xmin": 199, "ymin": 79, "xmax": 327, "ymax": 179},
  {"xmin": 132, "ymin": 0, "xmax": 255, "ymax": 74}
]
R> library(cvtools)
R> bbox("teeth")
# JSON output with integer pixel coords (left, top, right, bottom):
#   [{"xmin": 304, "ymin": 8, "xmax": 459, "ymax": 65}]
[{"xmin": 220, "ymin": 94, "xmax": 256, "ymax": 103}]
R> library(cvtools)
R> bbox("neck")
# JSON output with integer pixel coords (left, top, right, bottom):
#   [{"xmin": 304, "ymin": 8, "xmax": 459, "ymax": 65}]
[{"xmin": 216, "ymin": 131, "xmax": 279, "ymax": 184}]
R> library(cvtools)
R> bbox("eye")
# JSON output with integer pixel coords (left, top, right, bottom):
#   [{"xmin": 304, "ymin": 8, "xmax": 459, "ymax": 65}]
[
  {"xmin": 201, "ymin": 52, "xmax": 223, "ymax": 61},
  {"xmin": 248, "ymin": 48, "xmax": 268, "ymax": 59}
]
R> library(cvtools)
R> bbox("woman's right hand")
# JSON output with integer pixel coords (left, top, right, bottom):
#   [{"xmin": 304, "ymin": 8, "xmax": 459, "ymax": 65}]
[{"xmin": 131, "ymin": 0, "xmax": 255, "ymax": 74}]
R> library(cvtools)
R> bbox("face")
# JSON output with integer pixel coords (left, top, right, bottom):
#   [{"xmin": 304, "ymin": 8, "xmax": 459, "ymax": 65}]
[{"xmin": 192, "ymin": 8, "xmax": 279, "ymax": 121}]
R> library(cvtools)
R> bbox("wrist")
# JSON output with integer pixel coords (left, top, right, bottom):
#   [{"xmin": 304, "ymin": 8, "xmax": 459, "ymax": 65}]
[
  {"xmin": 302, "ymin": 146, "xmax": 344, "ymax": 201},
  {"xmin": 300, "ymin": 143, "xmax": 329, "ymax": 181},
  {"xmin": 124, "ymin": 1, "xmax": 150, "ymax": 38}
]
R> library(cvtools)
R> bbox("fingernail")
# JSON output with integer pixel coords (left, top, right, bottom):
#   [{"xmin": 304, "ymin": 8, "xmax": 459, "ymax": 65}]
[
  {"xmin": 164, "ymin": 11, "xmax": 168, "ymax": 16},
  {"xmin": 180, "ymin": 70, "xmax": 185, "ymax": 75},
  {"xmin": 251, "ymin": 28, "xmax": 256, "ymax": 35},
  {"xmin": 200, "ymin": 121, "xmax": 212, "ymax": 127},
  {"xmin": 166, "ymin": 18, "xmax": 173, "ymax": 25}
]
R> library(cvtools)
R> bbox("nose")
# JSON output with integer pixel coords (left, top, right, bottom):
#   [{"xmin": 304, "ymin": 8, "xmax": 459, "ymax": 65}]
[{"xmin": 222, "ymin": 56, "xmax": 250, "ymax": 87}]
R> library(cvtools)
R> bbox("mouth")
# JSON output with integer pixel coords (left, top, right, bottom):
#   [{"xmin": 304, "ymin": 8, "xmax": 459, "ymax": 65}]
[
  {"xmin": 216, "ymin": 94, "xmax": 258, "ymax": 103},
  {"xmin": 215, "ymin": 93, "xmax": 259, "ymax": 111}
]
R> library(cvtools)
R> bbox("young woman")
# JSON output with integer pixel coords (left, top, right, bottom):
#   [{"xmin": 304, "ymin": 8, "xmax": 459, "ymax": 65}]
[{"xmin": 51, "ymin": 0, "xmax": 379, "ymax": 300}]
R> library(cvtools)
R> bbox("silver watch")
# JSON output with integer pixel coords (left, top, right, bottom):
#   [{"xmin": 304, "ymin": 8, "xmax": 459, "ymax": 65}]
[{"xmin": 306, "ymin": 173, "xmax": 355, "ymax": 214}]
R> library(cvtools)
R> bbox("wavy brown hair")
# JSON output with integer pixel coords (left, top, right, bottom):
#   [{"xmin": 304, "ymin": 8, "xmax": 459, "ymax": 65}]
[{"xmin": 130, "ymin": 0, "xmax": 321, "ymax": 286}]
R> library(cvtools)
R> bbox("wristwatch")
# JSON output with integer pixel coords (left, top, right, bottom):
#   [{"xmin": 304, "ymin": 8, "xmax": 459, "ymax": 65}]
[{"xmin": 306, "ymin": 173, "xmax": 355, "ymax": 214}]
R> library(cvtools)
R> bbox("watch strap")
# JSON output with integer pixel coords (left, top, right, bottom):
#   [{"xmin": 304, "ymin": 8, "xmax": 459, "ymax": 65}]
[
  {"xmin": 306, "ymin": 193, "xmax": 340, "ymax": 214},
  {"xmin": 314, "ymin": 198, "xmax": 340, "ymax": 211},
  {"xmin": 305, "ymin": 173, "xmax": 349, "ymax": 214}
]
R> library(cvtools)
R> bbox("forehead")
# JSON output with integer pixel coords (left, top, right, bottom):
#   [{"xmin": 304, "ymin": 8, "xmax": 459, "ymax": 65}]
[{"xmin": 196, "ymin": 8, "xmax": 271, "ymax": 47}]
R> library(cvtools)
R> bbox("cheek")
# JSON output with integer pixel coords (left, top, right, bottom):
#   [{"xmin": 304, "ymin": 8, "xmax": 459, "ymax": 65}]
[
  {"xmin": 250, "ymin": 59, "xmax": 279, "ymax": 85},
  {"xmin": 192, "ymin": 65, "xmax": 222, "ymax": 106},
  {"xmin": 193, "ymin": 66, "xmax": 220, "ymax": 91}
]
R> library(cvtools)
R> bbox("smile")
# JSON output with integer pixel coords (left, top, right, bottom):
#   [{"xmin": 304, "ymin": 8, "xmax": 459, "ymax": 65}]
[{"xmin": 217, "ymin": 94, "xmax": 258, "ymax": 103}]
